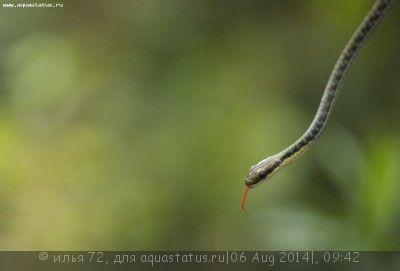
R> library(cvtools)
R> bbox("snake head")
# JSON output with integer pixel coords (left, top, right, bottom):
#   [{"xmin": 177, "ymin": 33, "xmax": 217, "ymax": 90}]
[{"xmin": 245, "ymin": 155, "xmax": 282, "ymax": 188}]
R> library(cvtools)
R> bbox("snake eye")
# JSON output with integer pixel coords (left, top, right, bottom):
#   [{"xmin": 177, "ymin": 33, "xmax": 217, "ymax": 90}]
[{"xmin": 257, "ymin": 170, "xmax": 267, "ymax": 180}]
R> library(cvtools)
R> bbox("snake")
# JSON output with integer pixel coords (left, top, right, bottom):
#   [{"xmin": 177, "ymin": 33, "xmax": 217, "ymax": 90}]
[{"xmin": 242, "ymin": 0, "xmax": 395, "ymax": 211}]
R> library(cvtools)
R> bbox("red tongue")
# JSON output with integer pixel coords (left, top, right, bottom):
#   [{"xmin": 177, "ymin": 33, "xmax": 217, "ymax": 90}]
[{"xmin": 241, "ymin": 186, "xmax": 250, "ymax": 213}]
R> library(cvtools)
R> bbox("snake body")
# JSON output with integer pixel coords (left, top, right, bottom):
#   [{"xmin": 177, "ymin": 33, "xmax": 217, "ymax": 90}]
[{"xmin": 243, "ymin": 0, "xmax": 395, "ymax": 201}]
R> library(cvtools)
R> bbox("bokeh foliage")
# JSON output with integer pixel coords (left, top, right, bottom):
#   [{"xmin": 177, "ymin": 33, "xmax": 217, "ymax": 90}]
[{"xmin": 0, "ymin": 0, "xmax": 400, "ymax": 256}]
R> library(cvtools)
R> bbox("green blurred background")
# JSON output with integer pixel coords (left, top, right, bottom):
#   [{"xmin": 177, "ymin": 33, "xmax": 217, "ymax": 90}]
[{"xmin": 0, "ymin": 0, "xmax": 399, "ymax": 252}]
